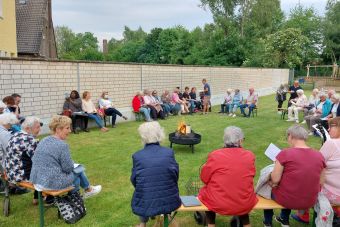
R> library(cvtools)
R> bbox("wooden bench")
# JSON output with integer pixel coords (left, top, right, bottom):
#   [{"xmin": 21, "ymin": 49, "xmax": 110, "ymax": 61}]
[
  {"xmin": 162, "ymin": 195, "xmax": 283, "ymax": 227},
  {"xmin": 18, "ymin": 181, "xmax": 74, "ymax": 227}
]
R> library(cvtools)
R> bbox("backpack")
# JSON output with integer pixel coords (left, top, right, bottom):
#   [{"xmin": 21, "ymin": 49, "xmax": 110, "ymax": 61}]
[{"xmin": 55, "ymin": 191, "xmax": 86, "ymax": 224}]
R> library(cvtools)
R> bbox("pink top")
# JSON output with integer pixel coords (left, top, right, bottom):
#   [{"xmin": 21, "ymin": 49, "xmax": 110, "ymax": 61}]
[
  {"xmin": 246, "ymin": 93, "xmax": 258, "ymax": 105},
  {"xmin": 143, "ymin": 95, "xmax": 155, "ymax": 105},
  {"xmin": 171, "ymin": 93, "xmax": 180, "ymax": 105},
  {"xmin": 320, "ymin": 139, "xmax": 340, "ymax": 197}
]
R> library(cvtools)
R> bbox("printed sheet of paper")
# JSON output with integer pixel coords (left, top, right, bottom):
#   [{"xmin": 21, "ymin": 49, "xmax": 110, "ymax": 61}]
[{"xmin": 264, "ymin": 143, "xmax": 281, "ymax": 161}]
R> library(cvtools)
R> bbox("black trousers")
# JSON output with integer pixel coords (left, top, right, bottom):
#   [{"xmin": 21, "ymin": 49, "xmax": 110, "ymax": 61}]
[
  {"xmin": 71, "ymin": 114, "xmax": 88, "ymax": 131},
  {"xmin": 277, "ymin": 100, "xmax": 284, "ymax": 110},
  {"xmin": 104, "ymin": 108, "xmax": 123, "ymax": 126}
]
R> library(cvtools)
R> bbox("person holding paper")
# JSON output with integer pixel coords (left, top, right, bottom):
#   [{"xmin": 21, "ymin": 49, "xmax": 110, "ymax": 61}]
[
  {"xmin": 263, "ymin": 125, "xmax": 325, "ymax": 227},
  {"xmin": 30, "ymin": 115, "xmax": 101, "ymax": 198},
  {"xmin": 304, "ymin": 92, "xmax": 332, "ymax": 136},
  {"xmin": 292, "ymin": 117, "xmax": 340, "ymax": 224},
  {"xmin": 321, "ymin": 94, "xmax": 340, "ymax": 129},
  {"xmin": 131, "ymin": 122, "xmax": 181, "ymax": 227},
  {"xmin": 286, "ymin": 89, "xmax": 308, "ymax": 123},
  {"xmin": 198, "ymin": 126, "xmax": 257, "ymax": 227}
]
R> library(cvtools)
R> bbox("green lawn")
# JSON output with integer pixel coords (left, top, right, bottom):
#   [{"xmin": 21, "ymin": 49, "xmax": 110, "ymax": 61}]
[{"xmin": 0, "ymin": 91, "xmax": 321, "ymax": 227}]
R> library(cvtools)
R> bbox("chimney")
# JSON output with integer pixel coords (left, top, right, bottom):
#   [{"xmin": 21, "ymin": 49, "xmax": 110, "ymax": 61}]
[{"xmin": 103, "ymin": 39, "xmax": 108, "ymax": 54}]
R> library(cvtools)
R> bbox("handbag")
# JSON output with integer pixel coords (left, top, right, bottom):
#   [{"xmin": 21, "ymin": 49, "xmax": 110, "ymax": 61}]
[
  {"xmin": 97, "ymin": 108, "xmax": 105, "ymax": 118},
  {"xmin": 55, "ymin": 191, "xmax": 86, "ymax": 224},
  {"xmin": 62, "ymin": 110, "xmax": 72, "ymax": 118}
]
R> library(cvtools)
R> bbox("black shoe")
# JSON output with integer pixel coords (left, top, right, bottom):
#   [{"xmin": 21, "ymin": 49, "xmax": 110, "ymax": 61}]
[
  {"xmin": 83, "ymin": 129, "xmax": 90, "ymax": 132},
  {"xmin": 274, "ymin": 216, "xmax": 289, "ymax": 227},
  {"xmin": 263, "ymin": 221, "xmax": 272, "ymax": 227}
]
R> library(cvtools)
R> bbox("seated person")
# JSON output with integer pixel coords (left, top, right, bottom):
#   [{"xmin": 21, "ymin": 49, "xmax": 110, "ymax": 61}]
[
  {"xmin": 170, "ymin": 88, "xmax": 186, "ymax": 115},
  {"xmin": 183, "ymin": 87, "xmax": 195, "ymax": 114},
  {"xmin": 240, "ymin": 88, "xmax": 258, "ymax": 117},
  {"xmin": 161, "ymin": 90, "xmax": 174, "ymax": 114},
  {"xmin": 303, "ymin": 88, "xmax": 319, "ymax": 120},
  {"xmin": 63, "ymin": 90, "xmax": 89, "ymax": 133},
  {"xmin": 131, "ymin": 122, "xmax": 181, "ymax": 227},
  {"xmin": 286, "ymin": 89, "xmax": 308, "ymax": 123},
  {"xmin": 178, "ymin": 88, "xmax": 190, "ymax": 114},
  {"xmin": 143, "ymin": 89, "xmax": 165, "ymax": 120},
  {"xmin": 276, "ymin": 84, "xmax": 287, "ymax": 114},
  {"xmin": 229, "ymin": 89, "xmax": 243, "ymax": 117},
  {"xmin": 304, "ymin": 92, "xmax": 331, "ymax": 135},
  {"xmin": 321, "ymin": 94, "xmax": 340, "ymax": 129},
  {"xmin": 198, "ymin": 126, "xmax": 257, "ymax": 227},
  {"xmin": 99, "ymin": 91, "xmax": 128, "ymax": 128},
  {"xmin": 5, "ymin": 117, "xmax": 42, "ymax": 204},
  {"xmin": 219, "ymin": 89, "xmax": 233, "ymax": 114},
  {"xmin": 263, "ymin": 125, "xmax": 325, "ymax": 227},
  {"xmin": 30, "ymin": 115, "xmax": 101, "ymax": 198},
  {"xmin": 132, "ymin": 91, "xmax": 151, "ymax": 122},
  {"xmin": 2, "ymin": 96, "xmax": 21, "ymax": 132},
  {"xmin": 189, "ymin": 87, "xmax": 202, "ymax": 110},
  {"xmin": 292, "ymin": 117, "xmax": 340, "ymax": 224},
  {"xmin": 0, "ymin": 113, "xmax": 18, "ymax": 169},
  {"xmin": 152, "ymin": 90, "xmax": 171, "ymax": 117},
  {"xmin": 82, "ymin": 91, "xmax": 108, "ymax": 132}
]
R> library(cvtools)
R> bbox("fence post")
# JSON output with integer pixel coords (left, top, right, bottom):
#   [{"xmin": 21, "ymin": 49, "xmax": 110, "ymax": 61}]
[{"xmin": 77, "ymin": 63, "xmax": 80, "ymax": 92}]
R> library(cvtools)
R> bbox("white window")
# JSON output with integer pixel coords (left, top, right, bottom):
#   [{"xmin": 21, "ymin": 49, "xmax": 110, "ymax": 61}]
[{"xmin": 0, "ymin": 0, "xmax": 3, "ymax": 20}]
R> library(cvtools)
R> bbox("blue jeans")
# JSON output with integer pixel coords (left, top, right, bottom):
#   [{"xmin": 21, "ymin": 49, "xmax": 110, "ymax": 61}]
[
  {"xmin": 188, "ymin": 100, "xmax": 195, "ymax": 113},
  {"xmin": 240, "ymin": 104, "xmax": 256, "ymax": 117},
  {"xmin": 161, "ymin": 104, "xmax": 171, "ymax": 115},
  {"xmin": 139, "ymin": 107, "xmax": 151, "ymax": 121},
  {"xmin": 72, "ymin": 171, "xmax": 90, "ymax": 192},
  {"xmin": 230, "ymin": 103, "xmax": 240, "ymax": 113},
  {"xmin": 263, "ymin": 193, "xmax": 291, "ymax": 225},
  {"xmin": 171, "ymin": 103, "xmax": 181, "ymax": 115},
  {"xmin": 87, "ymin": 113, "xmax": 104, "ymax": 128},
  {"xmin": 220, "ymin": 104, "xmax": 231, "ymax": 113}
]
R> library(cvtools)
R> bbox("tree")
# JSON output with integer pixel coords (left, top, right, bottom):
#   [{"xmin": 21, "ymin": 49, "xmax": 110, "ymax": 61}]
[
  {"xmin": 262, "ymin": 28, "xmax": 309, "ymax": 68},
  {"xmin": 284, "ymin": 5, "xmax": 322, "ymax": 64},
  {"xmin": 323, "ymin": 1, "xmax": 340, "ymax": 63},
  {"xmin": 55, "ymin": 26, "xmax": 77, "ymax": 59}
]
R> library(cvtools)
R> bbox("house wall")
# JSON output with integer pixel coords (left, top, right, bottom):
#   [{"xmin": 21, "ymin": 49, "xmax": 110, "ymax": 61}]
[
  {"xmin": 0, "ymin": 0, "xmax": 17, "ymax": 57},
  {"xmin": 0, "ymin": 58, "xmax": 289, "ymax": 133}
]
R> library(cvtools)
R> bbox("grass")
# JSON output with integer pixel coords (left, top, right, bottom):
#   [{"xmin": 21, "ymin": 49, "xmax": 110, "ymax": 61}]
[{"xmin": 0, "ymin": 90, "xmax": 322, "ymax": 227}]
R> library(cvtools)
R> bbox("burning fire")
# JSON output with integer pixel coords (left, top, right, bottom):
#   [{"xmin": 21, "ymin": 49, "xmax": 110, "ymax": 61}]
[
  {"xmin": 177, "ymin": 120, "xmax": 187, "ymax": 134},
  {"xmin": 177, "ymin": 120, "xmax": 191, "ymax": 135}
]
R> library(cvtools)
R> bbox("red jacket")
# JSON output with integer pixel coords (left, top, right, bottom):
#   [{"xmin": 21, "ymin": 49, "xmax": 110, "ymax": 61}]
[
  {"xmin": 198, "ymin": 148, "xmax": 258, "ymax": 215},
  {"xmin": 132, "ymin": 95, "xmax": 142, "ymax": 112}
]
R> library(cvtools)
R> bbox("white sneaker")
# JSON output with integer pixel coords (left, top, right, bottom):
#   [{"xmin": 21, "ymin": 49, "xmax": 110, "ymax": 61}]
[
  {"xmin": 295, "ymin": 120, "xmax": 299, "ymax": 123},
  {"xmin": 286, "ymin": 118, "xmax": 294, "ymax": 122},
  {"xmin": 232, "ymin": 114, "xmax": 236, "ymax": 117},
  {"xmin": 301, "ymin": 120, "xmax": 306, "ymax": 124},
  {"xmin": 308, "ymin": 132, "xmax": 314, "ymax": 136},
  {"xmin": 84, "ymin": 185, "xmax": 102, "ymax": 199},
  {"xmin": 229, "ymin": 113, "xmax": 233, "ymax": 116},
  {"xmin": 277, "ymin": 111, "xmax": 282, "ymax": 115}
]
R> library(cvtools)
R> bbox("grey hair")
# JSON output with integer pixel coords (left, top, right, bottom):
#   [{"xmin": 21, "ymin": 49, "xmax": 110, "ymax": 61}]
[
  {"xmin": 312, "ymin": 88, "xmax": 319, "ymax": 93},
  {"xmin": 0, "ymin": 113, "xmax": 19, "ymax": 125},
  {"xmin": 319, "ymin": 92, "xmax": 327, "ymax": 98},
  {"xmin": 223, "ymin": 126, "xmax": 244, "ymax": 147},
  {"xmin": 296, "ymin": 89, "xmax": 304, "ymax": 95},
  {"xmin": 332, "ymin": 94, "xmax": 340, "ymax": 101},
  {"xmin": 22, "ymin": 116, "xmax": 41, "ymax": 129},
  {"xmin": 286, "ymin": 125, "xmax": 308, "ymax": 141},
  {"xmin": 138, "ymin": 121, "xmax": 165, "ymax": 145}
]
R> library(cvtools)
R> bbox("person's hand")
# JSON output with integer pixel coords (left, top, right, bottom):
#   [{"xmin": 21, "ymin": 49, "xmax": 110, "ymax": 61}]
[{"xmin": 268, "ymin": 180, "xmax": 278, "ymax": 188}]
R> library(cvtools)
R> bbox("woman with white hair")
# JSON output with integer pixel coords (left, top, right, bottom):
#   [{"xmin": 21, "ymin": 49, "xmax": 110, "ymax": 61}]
[
  {"xmin": 320, "ymin": 94, "xmax": 340, "ymax": 129},
  {"xmin": 5, "ymin": 116, "xmax": 42, "ymax": 204},
  {"xmin": 132, "ymin": 91, "xmax": 152, "ymax": 122},
  {"xmin": 131, "ymin": 122, "xmax": 181, "ymax": 227},
  {"xmin": 198, "ymin": 126, "xmax": 257, "ymax": 227},
  {"xmin": 304, "ymin": 92, "xmax": 332, "ymax": 135},
  {"xmin": 219, "ymin": 89, "xmax": 233, "ymax": 114},
  {"xmin": 303, "ymin": 88, "xmax": 319, "ymax": 122},
  {"xmin": 263, "ymin": 125, "xmax": 325, "ymax": 227},
  {"xmin": 286, "ymin": 89, "xmax": 308, "ymax": 123},
  {"xmin": 0, "ymin": 113, "xmax": 19, "ymax": 168}
]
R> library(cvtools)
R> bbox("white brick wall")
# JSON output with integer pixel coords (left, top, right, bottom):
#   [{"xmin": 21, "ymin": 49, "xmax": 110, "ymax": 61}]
[{"xmin": 0, "ymin": 59, "xmax": 289, "ymax": 133}]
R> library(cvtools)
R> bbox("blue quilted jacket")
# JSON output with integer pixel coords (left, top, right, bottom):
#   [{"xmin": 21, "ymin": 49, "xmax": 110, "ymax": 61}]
[{"xmin": 131, "ymin": 143, "xmax": 181, "ymax": 217}]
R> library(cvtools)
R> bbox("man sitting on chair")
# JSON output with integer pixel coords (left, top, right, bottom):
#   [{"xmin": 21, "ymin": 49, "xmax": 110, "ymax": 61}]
[{"xmin": 240, "ymin": 88, "xmax": 258, "ymax": 117}]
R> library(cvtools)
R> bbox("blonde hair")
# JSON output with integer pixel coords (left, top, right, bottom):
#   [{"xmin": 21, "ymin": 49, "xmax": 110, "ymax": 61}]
[
  {"xmin": 82, "ymin": 91, "xmax": 90, "ymax": 99},
  {"xmin": 101, "ymin": 91, "xmax": 108, "ymax": 98},
  {"xmin": 49, "ymin": 115, "xmax": 72, "ymax": 133}
]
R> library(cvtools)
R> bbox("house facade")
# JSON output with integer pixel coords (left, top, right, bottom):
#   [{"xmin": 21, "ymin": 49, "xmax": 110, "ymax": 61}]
[{"xmin": 0, "ymin": 0, "xmax": 18, "ymax": 57}]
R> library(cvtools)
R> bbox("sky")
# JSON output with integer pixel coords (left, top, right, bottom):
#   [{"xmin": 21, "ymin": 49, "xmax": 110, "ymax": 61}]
[{"xmin": 52, "ymin": 0, "xmax": 328, "ymax": 44}]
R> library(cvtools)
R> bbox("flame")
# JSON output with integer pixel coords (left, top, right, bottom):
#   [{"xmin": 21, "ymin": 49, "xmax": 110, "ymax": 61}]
[{"xmin": 177, "ymin": 120, "xmax": 187, "ymax": 135}]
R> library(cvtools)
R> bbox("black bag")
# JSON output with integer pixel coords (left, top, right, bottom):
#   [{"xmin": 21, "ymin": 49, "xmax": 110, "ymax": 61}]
[{"xmin": 55, "ymin": 191, "xmax": 86, "ymax": 224}]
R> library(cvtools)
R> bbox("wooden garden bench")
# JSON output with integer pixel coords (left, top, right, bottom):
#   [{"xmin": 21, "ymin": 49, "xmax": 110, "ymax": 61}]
[{"xmin": 18, "ymin": 181, "xmax": 74, "ymax": 227}]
